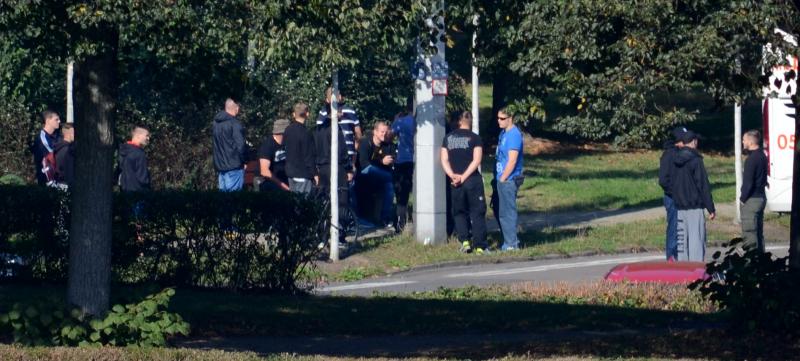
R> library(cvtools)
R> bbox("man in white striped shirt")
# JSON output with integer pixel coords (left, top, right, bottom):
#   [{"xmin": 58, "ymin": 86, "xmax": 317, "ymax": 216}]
[{"xmin": 316, "ymin": 87, "xmax": 363, "ymax": 166}]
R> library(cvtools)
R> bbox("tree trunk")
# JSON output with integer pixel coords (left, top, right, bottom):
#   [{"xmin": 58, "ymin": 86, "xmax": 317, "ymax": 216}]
[
  {"xmin": 67, "ymin": 33, "xmax": 118, "ymax": 316},
  {"xmin": 790, "ymin": 95, "xmax": 800, "ymax": 269}
]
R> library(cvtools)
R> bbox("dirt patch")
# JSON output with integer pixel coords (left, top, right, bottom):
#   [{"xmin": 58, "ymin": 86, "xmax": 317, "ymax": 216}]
[
  {"xmin": 523, "ymin": 134, "xmax": 611, "ymax": 155},
  {"xmin": 316, "ymin": 254, "xmax": 373, "ymax": 274}
]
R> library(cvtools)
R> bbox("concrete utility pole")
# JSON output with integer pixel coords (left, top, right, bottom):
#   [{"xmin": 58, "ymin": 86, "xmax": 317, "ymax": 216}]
[
  {"xmin": 67, "ymin": 61, "xmax": 74, "ymax": 124},
  {"xmin": 330, "ymin": 71, "xmax": 340, "ymax": 261},
  {"xmin": 471, "ymin": 15, "xmax": 479, "ymax": 135},
  {"xmin": 734, "ymin": 103, "xmax": 742, "ymax": 224},
  {"xmin": 414, "ymin": 1, "xmax": 447, "ymax": 245}
]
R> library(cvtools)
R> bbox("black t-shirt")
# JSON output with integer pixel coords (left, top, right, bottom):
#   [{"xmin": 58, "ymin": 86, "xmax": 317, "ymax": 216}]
[
  {"xmin": 442, "ymin": 129, "xmax": 482, "ymax": 179},
  {"xmin": 257, "ymin": 136, "xmax": 288, "ymax": 184}
]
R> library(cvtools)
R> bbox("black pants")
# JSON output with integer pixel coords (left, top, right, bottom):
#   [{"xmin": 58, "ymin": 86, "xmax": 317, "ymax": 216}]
[
  {"xmin": 451, "ymin": 175, "xmax": 487, "ymax": 249},
  {"xmin": 393, "ymin": 162, "xmax": 413, "ymax": 229}
]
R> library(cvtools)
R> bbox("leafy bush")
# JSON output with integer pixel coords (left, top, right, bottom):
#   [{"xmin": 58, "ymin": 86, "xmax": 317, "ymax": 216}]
[
  {"xmin": 0, "ymin": 186, "xmax": 325, "ymax": 292},
  {"xmin": 0, "ymin": 288, "xmax": 189, "ymax": 346},
  {"xmin": 691, "ymin": 239, "xmax": 800, "ymax": 334}
]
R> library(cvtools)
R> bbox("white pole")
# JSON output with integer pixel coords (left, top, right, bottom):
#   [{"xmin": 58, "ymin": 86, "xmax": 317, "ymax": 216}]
[
  {"xmin": 471, "ymin": 15, "xmax": 479, "ymax": 135},
  {"xmin": 330, "ymin": 71, "xmax": 340, "ymax": 261},
  {"xmin": 734, "ymin": 102, "xmax": 743, "ymax": 224},
  {"xmin": 414, "ymin": 0, "xmax": 447, "ymax": 245},
  {"xmin": 67, "ymin": 61, "xmax": 74, "ymax": 124}
]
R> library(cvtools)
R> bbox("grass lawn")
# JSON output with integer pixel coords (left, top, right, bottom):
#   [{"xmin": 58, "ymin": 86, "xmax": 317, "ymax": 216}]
[
  {"xmin": 0, "ymin": 282, "xmax": 713, "ymax": 338},
  {"xmin": 481, "ymin": 150, "xmax": 737, "ymax": 214},
  {"xmin": 323, "ymin": 212, "xmax": 789, "ymax": 282}
]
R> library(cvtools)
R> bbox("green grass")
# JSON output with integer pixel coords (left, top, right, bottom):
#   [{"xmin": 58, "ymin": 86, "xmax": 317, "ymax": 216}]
[{"xmin": 479, "ymin": 150, "xmax": 736, "ymax": 214}]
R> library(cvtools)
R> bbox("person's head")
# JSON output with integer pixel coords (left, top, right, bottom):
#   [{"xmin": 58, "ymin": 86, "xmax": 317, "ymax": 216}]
[
  {"xmin": 457, "ymin": 111, "xmax": 472, "ymax": 129},
  {"xmin": 325, "ymin": 87, "xmax": 345, "ymax": 105},
  {"xmin": 42, "ymin": 110, "xmax": 61, "ymax": 133},
  {"xmin": 61, "ymin": 123, "xmax": 74, "ymax": 143},
  {"xmin": 681, "ymin": 130, "xmax": 699, "ymax": 149},
  {"xmin": 672, "ymin": 126, "xmax": 688, "ymax": 147},
  {"xmin": 743, "ymin": 129, "xmax": 762, "ymax": 150},
  {"xmin": 497, "ymin": 107, "xmax": 513, "ymax": 130},
  {"xmin": 272, "ymin": 118, "xmax": 290, "ymax": 137},
  {"xmin": 372, "ymin": 121, "xmax": 389, "ymax": 143},
  {"xmin": 224, "ymin": 98, "xmax": 240, "ymax": 117},
  {"xmin": 292, "ymin": 102, "xmax": 309, "ymax": 123},
  {"xmin": 130, "ymin": 126, "xmax": 150, "ymax": 147}
]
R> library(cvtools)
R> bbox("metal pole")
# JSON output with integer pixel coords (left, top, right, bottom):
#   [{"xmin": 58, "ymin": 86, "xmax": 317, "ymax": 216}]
[
  {"xmin": 67, "ymin": 61, "xmax": 74, "ymax": 124},
  {"xmin": 330, "ymin": 71, "xmax": 340, "ymax": 261},
  {"xmin": 471, "ymin": 15, "xmax": 479, "ymax": 135},
  {"xmin": 734, "ymin": 102, "xmax": 742, "ymax": 224},
  {"xmin": 414, "ymin": 0, "xmax": 447, "ymax": 245}
]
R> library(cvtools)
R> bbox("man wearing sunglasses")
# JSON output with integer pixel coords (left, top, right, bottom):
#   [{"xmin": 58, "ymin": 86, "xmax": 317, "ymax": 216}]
[{"xmin": 492, "ymin": 107, "xmax": 524, "ymax": 251}]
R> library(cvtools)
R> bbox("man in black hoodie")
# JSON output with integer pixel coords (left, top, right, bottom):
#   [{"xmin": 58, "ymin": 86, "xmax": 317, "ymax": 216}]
[
  {"xmin": 283, "ymin": 102, "xmax": 317, "ymax": 194},
  {"xmin": 658, "ymin": 126, "xmax": 687, "ymax": 260},
  {"xmin": 672, "ymin": 130, "xmax": 715, "ymax": 262},
  {"xmin": 119, "ymin": 126, "xmax": 151, "ymax": 192},
  {"xmin": 213, "ymin": 99, "xmax": 247, "ymax": 192},
  {"xmin": 53, "ymin": 123, "xmax": 75, "ymax": 188},
  {"xmin": 740, "ymin": 129, "xmax": 768, "ymax": 252}
]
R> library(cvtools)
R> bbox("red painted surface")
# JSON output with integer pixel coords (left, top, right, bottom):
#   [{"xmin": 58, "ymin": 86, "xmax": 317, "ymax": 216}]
[
  {"xmin": 604, "ymin": 261, "xmax": 708, "ymax": 284},
  {"xmin": 244, "ymin": 159, "xmax": 259, "ymax": 188}
]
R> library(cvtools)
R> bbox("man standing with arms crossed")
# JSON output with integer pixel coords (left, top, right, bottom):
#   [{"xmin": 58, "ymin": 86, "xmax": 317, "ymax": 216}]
[
  {"xmin": 493, "ymin": 107, "xmax": 524, "ymax": 251},
  {"xmin": 442, "ymin": 111, "xmax": 488, "ymax": 254},
  {"xmin": 284, "ymin": 102, "xmax": 317, "ymax": 194},
  {"xmin": 213, "ymin": 99, "xmax": 247, "ymax": 192},
  {"xmin": 740, "ymin": 129, "xmax": 768, "ymax": 252}
]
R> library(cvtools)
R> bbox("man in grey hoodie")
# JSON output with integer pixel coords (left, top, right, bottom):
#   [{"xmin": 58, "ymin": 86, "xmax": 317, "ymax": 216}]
[{"xmin": 213, "ymin": 99, "xmax": 247, "ymax": 191}]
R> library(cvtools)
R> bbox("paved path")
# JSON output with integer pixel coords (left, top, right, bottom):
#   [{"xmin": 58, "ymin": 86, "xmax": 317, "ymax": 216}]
[{"xmin": 317, "ymin": 244, "xmax": 789, "ymax": 296}]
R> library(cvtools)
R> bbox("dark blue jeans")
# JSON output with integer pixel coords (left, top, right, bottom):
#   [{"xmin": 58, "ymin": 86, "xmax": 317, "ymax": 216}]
[
  {"xmin": 664, "ymin": 194, "xmax": 678, "ymax": 260},
  {"xmin": 492, "ymin": 178, "xmax": 520, "ymax": 249},
  {"xmin": 360, "ymin": 165, "xmax": 395, "ymax": 224}
]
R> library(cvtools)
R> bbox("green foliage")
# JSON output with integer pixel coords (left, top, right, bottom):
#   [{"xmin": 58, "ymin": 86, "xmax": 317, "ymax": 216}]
[
  {"xmin": 0, "ymin": 186, "xmax": 324, "ymax": 292},
  {"xmin": 691, "ymin": 239, "xmax": 800, "ymax": 334},
  {"xmin": 0, "ymin": 288, "xmax": 189, "ymax": 346},
  {"xmin": 474, "ymin": 0, "xmax": 792, "ymax": 147}
]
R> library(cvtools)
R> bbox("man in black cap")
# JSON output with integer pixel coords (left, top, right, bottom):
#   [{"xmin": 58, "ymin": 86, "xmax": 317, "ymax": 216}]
[
  {"xmin": 672, "ymin": 130, "xmax": 715, "ymax": 262},
  {"xmin": 659, "ymin": 126, "xmax": 687, "ymax": 260},
  {"xmin": 257, "ymin": 119, "xmax": 290, "ymax": 192}
]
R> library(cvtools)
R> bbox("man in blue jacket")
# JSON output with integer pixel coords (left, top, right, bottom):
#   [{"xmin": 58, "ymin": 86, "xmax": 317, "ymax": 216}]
[{"xmin": 213, "ymin": 99, "xmax": 247, "ymax": 191}]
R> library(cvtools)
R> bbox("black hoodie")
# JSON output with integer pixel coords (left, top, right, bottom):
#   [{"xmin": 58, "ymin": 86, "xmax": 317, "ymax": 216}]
[
  {"xmin": 53, "ymin": 140, "xmax": 75, "ymax": 186},
  {"xmin": 658, "ymin": 140, "xmax": 678, "ymax": 196},
  {"xmin": 118, "ymin": 142, "xmax": 151, "ymax": 192},
  {"xmin": 283, "ymin": 121, "xmax": 317, "ymax": 179},
  {"xmin": 212, "ymin": 111, "xmax": 247, "ymax": 172},
  {"xmin": 672, "ymin": 147, "xmax": 715, "ymax": 213}
]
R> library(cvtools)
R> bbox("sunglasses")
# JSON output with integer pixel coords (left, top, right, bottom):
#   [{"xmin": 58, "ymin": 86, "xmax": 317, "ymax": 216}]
[{"xmin": 498, "ymin": 116, "xmax": 511, "ymax": 121}]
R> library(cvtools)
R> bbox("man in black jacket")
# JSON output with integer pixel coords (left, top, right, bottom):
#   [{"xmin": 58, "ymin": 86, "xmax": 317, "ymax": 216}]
[
  {"xmin": 212, "ymin": 98, "xmax": 247, "ymax": 191},
  {"xmin": 284, "ymin": 102, "xmax": 317, "ymax": 194},
  {"xmin": 658, "ymin": 126, "xmax": 687, "ymax": 260},
  {"xmin": 31, "ymin": 110, "xmax": 61, "ymax": 185},
  {"xmin": 119, "ymin": 126, "xmax": 151, "ymax": 192},
  {"xmin": 672, "ymin": 130, "xmax": 715, "ymax": 262},
  {"xmin": 357, "ymin": 121, "xmax": 395, "ymax": 226},
  {"xmin": 53, "ymin": 123, "xmax": 75, "ymax": 188},
  {"xmin": 740, "ymin": 129, "xmax": 768, "ymax": 252},
  {"xmin": 315, "ymin": 113, "xmax": 353, "ymax": 201}
]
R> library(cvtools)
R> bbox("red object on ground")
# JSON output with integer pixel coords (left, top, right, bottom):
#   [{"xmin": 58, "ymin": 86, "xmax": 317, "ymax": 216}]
[{"xmin": 604, "ymin": 261, "xmax": 708, "ymax": 284}]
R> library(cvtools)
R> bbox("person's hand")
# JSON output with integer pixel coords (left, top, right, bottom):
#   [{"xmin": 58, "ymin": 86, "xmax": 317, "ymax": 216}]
[
  {"xmin": 708, "ymin": 212, "xmax": 716, "ymax": 220},
  {"xmin": 243, "ymin": 163, "xmax": 248, "ymax": 171},
  {"xmin": 314, "ymin": 175, "xmax": 319, "ymax": 186},
  {"xmin": 347, "ymin": 172, "xmax": 354, "ymax": 182},
  {"xmin": 382, "ymin": 155, "xmax": 394, "ymax": 165},
  {"xmin": 451, "ymin": 174, "xmax": 463, "ymax": 187},
  {"xmin": 280, "ymin": 182, "xmax": 290, "ymax": 191}
]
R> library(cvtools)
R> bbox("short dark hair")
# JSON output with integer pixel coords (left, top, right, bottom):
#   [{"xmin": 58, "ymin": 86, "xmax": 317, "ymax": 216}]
[
  {"xmin": 458, "ymin": 111, "xmax": 472, "ymax": 126},
  {"xmin": 41, "ymin": 110, "xmax": 58, "ymax": 123},
  {"xmin": 61, "ymin": 123, "xmax": 74, "ymax": 131}
]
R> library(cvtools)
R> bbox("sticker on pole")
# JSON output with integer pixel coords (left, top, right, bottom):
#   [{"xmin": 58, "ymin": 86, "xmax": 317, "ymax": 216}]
[
  {"xmin": 431, "ymin": 61, "xmax": 449, "ymax": 95},
  {"xmin": 432, "ymin": 79, "xmax": 448, "ymax": 95}
]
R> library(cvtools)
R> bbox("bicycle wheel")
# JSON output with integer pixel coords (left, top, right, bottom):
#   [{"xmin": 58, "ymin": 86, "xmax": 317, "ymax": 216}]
[{"xmin": 341, "ymin": 206, "xmax": 359, "ymax": 243}]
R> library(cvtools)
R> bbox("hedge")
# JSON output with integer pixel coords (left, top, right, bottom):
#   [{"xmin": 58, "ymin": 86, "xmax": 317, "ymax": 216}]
[{"xmin": 0, "ymin": 186, "xmax": 324, "ymax": 292}]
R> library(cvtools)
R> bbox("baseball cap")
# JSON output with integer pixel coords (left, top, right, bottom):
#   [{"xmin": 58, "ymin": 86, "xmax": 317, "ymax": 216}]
[
  {"xmin": 680, "ymin": 130, "xmax": 702, "ymax": 144},
  {"xmin": 672, "ymin": 126, "xmax": 688, "ymax": 142},
  {"xmin": 272, "ymin": 119, "xmax": 290, "ymax": 134}
]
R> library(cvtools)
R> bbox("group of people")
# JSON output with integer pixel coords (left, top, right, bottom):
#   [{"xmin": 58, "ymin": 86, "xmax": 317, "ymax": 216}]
[{"xmin": 659, "ymin": 126, "xmax": 767, "ymax": 262}]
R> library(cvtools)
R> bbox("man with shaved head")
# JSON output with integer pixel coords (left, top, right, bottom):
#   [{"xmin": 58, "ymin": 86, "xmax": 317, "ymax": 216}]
[
  {"xmin": 213, "ymin": 98, "xmax": 247, "ymax": 191},
  {"xmin": 740, "ymin": 129, "xmax": 767, "ymax": 252},
  {"xmin": 118, "ymin": 126, "xmax": 151, "ymax": 192}
]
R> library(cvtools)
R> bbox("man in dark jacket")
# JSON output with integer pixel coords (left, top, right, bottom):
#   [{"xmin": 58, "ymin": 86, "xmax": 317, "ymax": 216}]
[
  {"xmin": 315, "ymin": 114, "xmax": 353, "ymax": 202},
  {"xmin": 31, "ymin": 110, "xmax": 61, "ymax": 185},
  {"xmin": 53, "ymin": 123, "xmax": 75, "ymax": 188},
  {"xmin": 357, "ymin": 121, "xmax": 395, "ymax": 226},
  {"xmin": 119, "ymin": 126, "xmax": 151, "ymax": 192},
  {"xmin": 658, "ymin": 126, "xmax": 687, "ymax": 260},
  {"xmin": 740, "ymin": 129, "xmax": 768, "ymax": 252},
  {"xmin": 283, "ymin": 102, "xmax": 317, "ymax": 194},
  {"xmin": 213, "ymin": 98, "xmax": 247, "ymax": 191},
  {"xmin": 672, "ymin": 130, "xmax": 715, "ymax": 262}
]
